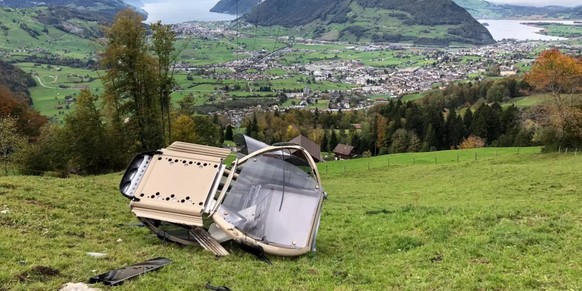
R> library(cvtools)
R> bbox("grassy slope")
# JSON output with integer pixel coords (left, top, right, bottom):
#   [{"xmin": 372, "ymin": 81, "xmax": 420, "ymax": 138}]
[
  {"xmin": 1, "ymin": 148, "xmax": 581, "ymax": 290},
  {"xmin": 0, "ymin": 8, "xmax": 97, "ymax": 60}
]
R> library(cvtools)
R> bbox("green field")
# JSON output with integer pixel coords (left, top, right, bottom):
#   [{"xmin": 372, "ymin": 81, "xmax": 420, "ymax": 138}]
[
  {"xmin": 532, "ymin": 23, "xmax": 582, "ymax": 39},
  {"xmin": 1, "ymin": 147, "xmax": 582, "ymax": 290},
  {"xmin": 14, "ymin": 63, "xmax": 104, "ymax": 122}
]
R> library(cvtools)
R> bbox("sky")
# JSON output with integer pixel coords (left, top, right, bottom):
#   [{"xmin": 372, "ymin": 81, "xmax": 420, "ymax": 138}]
[{"xmin": 488, "ymin": 0, "xmax": 580, "ymax": 6}]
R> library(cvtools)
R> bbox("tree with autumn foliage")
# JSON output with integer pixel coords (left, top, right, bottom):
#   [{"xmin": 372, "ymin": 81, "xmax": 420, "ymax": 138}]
[{"xmin": 525, "ymin": 48, "xmax": 582, "ymax": 148}]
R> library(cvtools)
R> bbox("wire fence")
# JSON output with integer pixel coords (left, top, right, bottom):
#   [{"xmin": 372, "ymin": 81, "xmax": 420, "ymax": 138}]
[{"xmin": 317, "ymin": 147, "xmax": 580, "ymax": 176}]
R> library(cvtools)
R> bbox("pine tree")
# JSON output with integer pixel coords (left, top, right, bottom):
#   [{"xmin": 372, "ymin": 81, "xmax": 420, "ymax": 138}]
[
  {"xmin": 321, "ymin": 129, "xmax": 329, "ymax": 152},
  {"xmin": 422, "ymin": 124, "xmax": 437, "ymax": 152},
  {"xmin": 463, "ymin": 109, "xmax": 473, "ymax": 137},
  {"xmin": 446, "ymin": 108, "xmax": 464, "ymax": 148},
  {"xmin": 224, "ymin": 124, "xmax": 234, "ymax": 141},
  {"xmin": 329, "ymin": 129, "xmax": 339, "ymax": 152}
]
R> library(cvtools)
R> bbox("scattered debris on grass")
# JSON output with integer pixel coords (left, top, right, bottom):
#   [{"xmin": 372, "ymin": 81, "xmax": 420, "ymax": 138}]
[
  {"xmin": 205, "ymin": 282, "xmax": 232, "ymax": 291},
  {"xmin": 86, "ymin": 252, "xmax": 107, "ymax": 258},
  {"xmin": 89, "ymin": 257, "xmax": 172, "ymax": 286},
  {"xmin": 60, "ymin": 282, "xmax": 101, "ymax": 291}
]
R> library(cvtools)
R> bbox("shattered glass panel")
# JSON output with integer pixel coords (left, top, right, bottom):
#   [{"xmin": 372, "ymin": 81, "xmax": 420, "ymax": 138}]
[{"xmin": 222, "ymin": 152, "xmax": 321, "ymax": 248}]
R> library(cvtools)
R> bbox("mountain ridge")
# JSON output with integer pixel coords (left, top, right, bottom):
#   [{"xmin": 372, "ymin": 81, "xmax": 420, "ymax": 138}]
[
  {"xmin": 236, "ymin": 0, "xmax": 495, "ymax": 45},
  {"xmin": 211, "ymin": 0, "xmax": 582, "ymax": 20},
  {"xmin": 0, "ymin": 0, "xmax": 147, "ymax": 22}
]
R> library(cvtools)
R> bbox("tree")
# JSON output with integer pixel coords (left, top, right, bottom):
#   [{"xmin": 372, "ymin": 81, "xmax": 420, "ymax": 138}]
[
  {"xmin": 407, "ymin": 131, "xmax": 421, "ymax": 152},
  {"xmin": 525, "ymin": 48, "xmax": 582, "ymax": 148},
  {"xmin": 462, "ymin": 109, "xmax": 473, "ymax": 137},
  {"xmin": 191, "ymin": 115, "xmax": 222, "ymax": 146},
  {"xmin": 0, "ymin": 116, "xmax": 25, "ymax": 175},
  {"xmin": 422, "ymin": 124, "xmax": 437, "ymax": 152},
  {"xmin": 321, "ymin": 129, "xmax": 329, "ymax": 152},
  {"xmin": 390, "ymin": 128, "xmax": 409, "ymax": 153},
  {"xmin": 101, "ymin": 9, "xmax": 167, "ymax": 152},
  {"xmin": 525, "ymin": 48, "xmax": 582, "ymax": 99},
  {"xmin": 329, "ymin": 129, "xmax": 339, "ymax": 152},
  {"xmin": 16, "ymin": 125, "xmax": 68, "ymax": 176},
  {"xmin": 460, "ymin": 135, "xmax": 485, "ymax": 149},
  {"xmin": 445, "ymin": 108, "xmax": 464, "ymax": 148},
  {"xmin": 224, "ymin": 124, "xmax": 234, "ymax": 141},
  {"xmin": 151, "ymin": 21, "xmax": 178, "ymax": 144},
  {"xmin": 171, "ymin": 115, "xmax": 196, "ymax": 143},
  {"xmin": 62, "ymin": 89, "xmax": 113, "ymax": 174}
]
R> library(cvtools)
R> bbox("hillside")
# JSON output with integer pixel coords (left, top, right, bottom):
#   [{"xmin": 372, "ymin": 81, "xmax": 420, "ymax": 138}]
[
  {"xmin": 0, "ymin": 7, "xmax": 98, "ymax": 65},
  {"xmin": 0, "ymin": 61, "xmax": 36, "ymax": 103},
  {"xmin": 1, "ymin": 150, "xmax": 581, "ymax": 289},
  {"xmin": 0, "ymin": 0, "xmax": 146, "ymax": 23},
  {"xmin": 210, "ymin": 0, "xmax": 261, "ymax": 15},
  {"xmin": 453, "ymin": 0, "xmax": 582, "ymax": 19},
  {"xmin": 239, "ymin": 0, "xmax": 495, "ymax": 45}
]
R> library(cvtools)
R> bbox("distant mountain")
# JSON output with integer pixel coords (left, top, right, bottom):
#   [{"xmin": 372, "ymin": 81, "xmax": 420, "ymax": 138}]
[
  {"xmin": 0, "ymin": 0, "xmax": 146, "ymax": 22},
  {"xmin": 453, "ymin": 0, "xmax": 582, "ymax": 19},
  {"xmin": 122, "ymin": 0, "xmax": 144, "ymax": 8},
  {"xmin": 237, "ymin": 0, "xmax": 495, "ymax": 45},
  {"xmin": 210, "ymin": 0, "xmax": 261, "ymax": 15}
]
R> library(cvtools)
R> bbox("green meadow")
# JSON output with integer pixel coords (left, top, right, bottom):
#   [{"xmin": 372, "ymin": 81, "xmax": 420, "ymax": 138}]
[
  {"xmin": 14, "ymin": 63, "xmax": 104, "ymax": 122},
  {"xmin": 1, "ymin": 148, "xmax": 581, "ymax": 290}
]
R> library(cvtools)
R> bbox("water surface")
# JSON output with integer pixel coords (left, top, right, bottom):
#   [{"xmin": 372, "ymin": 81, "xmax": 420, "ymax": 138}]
[
  {"xmin": 143, "ymin": 0, "xmax": 236, "ymax": 24},
  {"xmin": 480, "ymin": 19, "xmax": 572, "ymax": 41}
]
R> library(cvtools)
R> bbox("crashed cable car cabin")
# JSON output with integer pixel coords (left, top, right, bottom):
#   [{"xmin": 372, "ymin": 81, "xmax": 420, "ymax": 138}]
[{"xmin": 119, "ymin": 135, "xmax": 326, "ymax": 257}]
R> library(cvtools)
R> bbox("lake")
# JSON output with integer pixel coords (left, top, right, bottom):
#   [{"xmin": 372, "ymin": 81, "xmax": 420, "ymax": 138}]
[
  {"xmin": 479, "ymin": 19, "xmax": 572, "ymax": 41},
  {"xmin": 143, "ymin": 0, "xmax": 236, "ymax": 23}
]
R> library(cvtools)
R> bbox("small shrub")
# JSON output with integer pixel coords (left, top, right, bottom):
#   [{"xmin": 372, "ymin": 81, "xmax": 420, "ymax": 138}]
[{"xmin": 460, "ymin": 135, "xmax": 485, "ymax": 149}]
